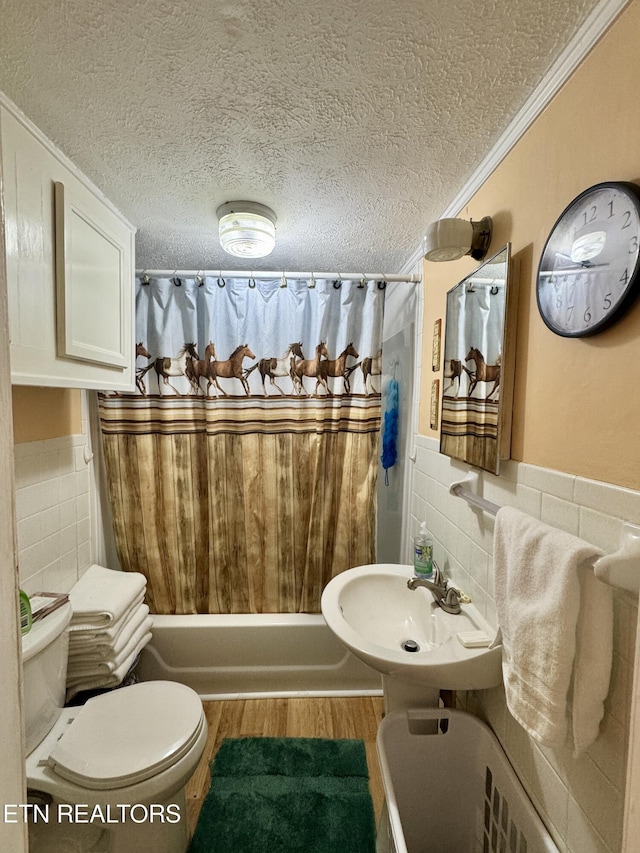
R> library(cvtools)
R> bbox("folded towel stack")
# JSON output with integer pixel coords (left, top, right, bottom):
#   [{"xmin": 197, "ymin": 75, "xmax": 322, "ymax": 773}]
[{"xmin": 66, "ymin": 565, "xmax": 152, "ymax": 701}]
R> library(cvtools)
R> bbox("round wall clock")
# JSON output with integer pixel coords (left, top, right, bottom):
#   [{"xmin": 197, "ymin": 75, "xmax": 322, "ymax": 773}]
[{"xmin": 536, "ymin": 181, "xmax": 640, "ymax": 337}]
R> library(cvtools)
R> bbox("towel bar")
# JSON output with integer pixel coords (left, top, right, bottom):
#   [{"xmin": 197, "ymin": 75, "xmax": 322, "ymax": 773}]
[
  {"xmin": 448, "ymin": 472, "xmax": 640, "ymax": 594},
  {"xmin": 448, "ymin": 472, "xmax": 501, "ymax": 515},
  {"xmin": 449, "ymin": 472, "xmax": 501, "ymax": 516}
]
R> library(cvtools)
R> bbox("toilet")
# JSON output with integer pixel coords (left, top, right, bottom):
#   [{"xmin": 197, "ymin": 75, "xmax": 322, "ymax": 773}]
[{"xmin": 22, "ymin": 602, "xmax": 207, "ymax": 853}]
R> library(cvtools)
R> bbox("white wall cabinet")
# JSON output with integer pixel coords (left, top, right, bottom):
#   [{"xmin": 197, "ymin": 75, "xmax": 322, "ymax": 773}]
[{"xmin": 0, "ymin": 97, "xmax": 136, "ymax": 390}]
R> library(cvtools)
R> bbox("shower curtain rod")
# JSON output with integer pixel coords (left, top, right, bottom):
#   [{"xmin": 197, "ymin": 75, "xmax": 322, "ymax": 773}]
[{"xmin": 137, "ymin": 269, "xmax": 421, "ymax": 283}]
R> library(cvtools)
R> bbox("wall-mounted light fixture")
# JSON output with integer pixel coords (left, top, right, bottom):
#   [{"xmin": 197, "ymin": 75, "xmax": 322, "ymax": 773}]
[
  {"xmin": 423, "ymin": 216, "xmax": 493, "ymax": 262},
  {"xmin": 216, "ymin": 201, "xmax": 277, "ymax": 258}
]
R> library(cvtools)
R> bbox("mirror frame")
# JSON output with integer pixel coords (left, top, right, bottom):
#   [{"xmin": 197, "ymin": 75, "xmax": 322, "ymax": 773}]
[{"xmin": 439, "ymin": 244, "xmax": 518, "ymax": 474}]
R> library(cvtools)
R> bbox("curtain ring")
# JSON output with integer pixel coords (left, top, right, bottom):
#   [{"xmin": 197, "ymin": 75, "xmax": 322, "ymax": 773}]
[
  {"xmin": 490, "ymin": 285, "xmax": 499, "ymax": 295},
  {"xmin": 140, "ymin": 272, "xmax": 150, "ymax": 285},
  {"xmin": 196, "ymin": 270, "xmax": 204, "ymax": 286},
  {"xmin": 172, "ymin": 276, "xmax": 182, "ymax": 287},
  {"xmin": 248, "ymin": 277, "xmax": 256, "ymax": 289},
  {"xmin": 333, "ymin": 279, "xmax": 342, "ymax": 289},
  {"xmin": 377, "ymin": 280, "xmax": 386, "ymax": 290},
  {"xmin": 358, "ymin": 276, "xmax": 366, "ymax": 289},
  {"xmin": 280, "ymin": 273, "xmax": 287, "ymax": 288},
  {"xmin": 309, "ymin": 273, "xmax": 316, "ymax": 289},
  {"xmin": 217, "ymin": 276, "xmax": 226, "ymax": 288}
]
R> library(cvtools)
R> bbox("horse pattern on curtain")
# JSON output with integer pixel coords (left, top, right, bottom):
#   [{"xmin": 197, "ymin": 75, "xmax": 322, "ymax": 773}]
[{"xmin": 98, "ymin": 275, "xmax": 384, "ymax": 614}]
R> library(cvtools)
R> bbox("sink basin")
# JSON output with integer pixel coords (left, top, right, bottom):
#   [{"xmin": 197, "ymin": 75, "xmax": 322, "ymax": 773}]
[{"xmin": 321, "ymin": 563, "xmax": 502, "ymax": 690}]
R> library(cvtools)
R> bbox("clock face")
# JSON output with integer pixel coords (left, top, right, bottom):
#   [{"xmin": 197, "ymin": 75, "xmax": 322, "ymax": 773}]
[{"xmin": 536, "ymin": 182, "xmax": 640, "ymax": 337}]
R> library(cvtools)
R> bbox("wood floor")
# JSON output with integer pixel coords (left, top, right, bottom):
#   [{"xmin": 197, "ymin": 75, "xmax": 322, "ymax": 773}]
[{"xmin": 185, "ymin": 696, "xmax": 386, "ymax": 836}]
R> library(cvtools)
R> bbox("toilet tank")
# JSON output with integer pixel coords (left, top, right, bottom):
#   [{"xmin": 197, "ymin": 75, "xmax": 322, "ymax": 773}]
[{"xmin": 21, "ymin": 603, "xmax": 72, "ymax": 754}]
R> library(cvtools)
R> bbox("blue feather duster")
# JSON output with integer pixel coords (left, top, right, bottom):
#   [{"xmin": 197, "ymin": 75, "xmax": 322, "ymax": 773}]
[{"xmin": 381, "ymin": 377, "xmax": 399, "ymax": 483}]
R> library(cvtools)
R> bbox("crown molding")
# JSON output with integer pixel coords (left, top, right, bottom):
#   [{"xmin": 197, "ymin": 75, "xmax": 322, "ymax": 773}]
[{"xmin": 401, "ymin": 0, "xmax": 630, "ymax": 274}]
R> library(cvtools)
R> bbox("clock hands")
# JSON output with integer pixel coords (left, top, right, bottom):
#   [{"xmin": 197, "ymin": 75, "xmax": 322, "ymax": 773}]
[
  {"xmin": 554, "ymin": 252, "xmax": 610, "ymax": 270},
  {"xmin": 538, "ymin": 264, "xmax": 609, "ymax": 278}
]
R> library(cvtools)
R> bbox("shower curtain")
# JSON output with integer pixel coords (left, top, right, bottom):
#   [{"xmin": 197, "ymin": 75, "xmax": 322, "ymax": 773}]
[{"xmin": 98, "ymin": 275, "xmax": 385, "ymax": 614}]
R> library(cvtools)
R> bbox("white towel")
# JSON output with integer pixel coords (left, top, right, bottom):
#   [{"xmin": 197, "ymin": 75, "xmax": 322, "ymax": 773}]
[
  {"xmin": 68, "ymin": 605, "xmax": 151, "ymax": 659},
  {"xmin": 65, "ymin": 635, "xmax": 151, "ymax": 702},
  {"xmin": 494, "ymin": 506, "xmax": 613, "ymax": 757},
  {"xmin": 68, "ymin": 591, "xmax": 146, "ymax": 637},
  {"xmin": 69, "ymin": 565, "xmax": 147, "ymax": 628},
  {"xmin": 67, "ymin": 610, "xmax": 152, "ymax": 665},
  {"xmin": 66, "ymin": 615, "xmax": 152, "ymax": 676}
]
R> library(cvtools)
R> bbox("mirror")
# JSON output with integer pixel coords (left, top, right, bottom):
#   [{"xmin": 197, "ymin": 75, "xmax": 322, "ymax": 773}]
[{"xmin": 439, "ymin": 244, "xmax": 517, "ymax": 474}]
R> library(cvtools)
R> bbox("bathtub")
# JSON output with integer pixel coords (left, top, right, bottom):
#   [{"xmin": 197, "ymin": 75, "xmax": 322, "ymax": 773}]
[{"xmin": 137, "ymin": 613, "xmax": 382, "ymax": 699}]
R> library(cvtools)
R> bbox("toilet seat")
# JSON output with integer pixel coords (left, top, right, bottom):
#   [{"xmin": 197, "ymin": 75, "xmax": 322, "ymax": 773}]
[{"xmin": 47, "ymin": 681, "xmax": 205, "ymax": 790}]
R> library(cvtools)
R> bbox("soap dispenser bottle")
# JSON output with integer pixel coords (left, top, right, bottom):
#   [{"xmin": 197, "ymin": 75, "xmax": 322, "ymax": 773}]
[{"xmin": 413, "ymin": 522, "xmax": 433, "ymax": 577}]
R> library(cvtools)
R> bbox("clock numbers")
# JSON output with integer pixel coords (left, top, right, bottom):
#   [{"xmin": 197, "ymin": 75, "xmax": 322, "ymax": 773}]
[
  {"xmin": 537, "ymin": 182, "xmax": 640, "ymax": 336},
  {"xmin": 543, "ymin": 265, "xmax": 619, "ymax": 332},
  {"xmin": 605, "ymin": 199, "xmax": 632, "ymax": 227}
]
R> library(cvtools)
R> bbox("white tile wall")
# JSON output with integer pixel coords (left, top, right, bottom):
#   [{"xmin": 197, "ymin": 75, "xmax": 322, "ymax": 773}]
[
  {"xmin": 409, "ymin": 434, "xmax": 638, "ymax": 853},
  {"xmin": 14, "ymin": 404, "xmax": 94, "ymax": 595}
]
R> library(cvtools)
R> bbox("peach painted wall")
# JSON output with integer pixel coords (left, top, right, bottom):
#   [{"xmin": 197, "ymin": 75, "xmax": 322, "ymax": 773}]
[
  {"xmin": 419, "ymin": 0, "xmax": 640, "ymax": 491},
  {"xmin": 12, "ymin": 386, "xmax": 82, "ymax": 443}
]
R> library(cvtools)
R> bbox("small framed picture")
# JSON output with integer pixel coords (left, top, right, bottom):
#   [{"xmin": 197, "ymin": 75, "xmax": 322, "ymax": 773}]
[
  {"xmin": 430, "ymin": 379, "xmax": 440, "ymax": 430},
  {"xmin": 432, "ymin": 319, "xmax": 442, "ymax": 371}
]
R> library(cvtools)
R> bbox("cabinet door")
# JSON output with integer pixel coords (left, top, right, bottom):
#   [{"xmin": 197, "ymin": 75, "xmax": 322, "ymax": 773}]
[
  {"xmin": 1, "ymin": 102, "xmax": 136, "ymax": 391},
  {"xmin": 55, "ymin": 181, "xmax": 129, "ymax": 368}
]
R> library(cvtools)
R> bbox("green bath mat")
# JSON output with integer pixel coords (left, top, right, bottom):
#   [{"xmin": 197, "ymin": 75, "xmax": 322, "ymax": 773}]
[{"xmin": 189, "ymin": 737, "xmax": 377, "ymax": 853}]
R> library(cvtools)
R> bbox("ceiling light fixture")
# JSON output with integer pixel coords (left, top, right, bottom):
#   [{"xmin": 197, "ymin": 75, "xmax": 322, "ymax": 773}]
[
  {"xmin": 570, "ymin": 230, "xmax": 606, "ymax": 263},
  {"xmin": 216, "ymin": 201, "xmax": 277, "ymax": 258},
  {"xmin": 423, "ymin": 216, "xmax": 493, "ymax": 262}
]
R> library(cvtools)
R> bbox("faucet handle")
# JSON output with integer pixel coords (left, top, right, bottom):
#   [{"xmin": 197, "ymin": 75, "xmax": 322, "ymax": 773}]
[{"xmin": 441, "ymin": 586, "xmax": 462, "ymax": 615}]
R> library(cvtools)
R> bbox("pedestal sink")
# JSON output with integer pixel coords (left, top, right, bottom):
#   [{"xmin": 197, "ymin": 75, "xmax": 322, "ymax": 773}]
[{"xmin": 321, "ymin": 563, "xmax": 502, "ymax": 694}]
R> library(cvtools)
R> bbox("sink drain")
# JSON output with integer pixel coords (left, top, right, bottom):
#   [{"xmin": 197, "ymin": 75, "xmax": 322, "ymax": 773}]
[{"xmin": 401, "ymin": 639, "xmax": 420, "ymax": 653}]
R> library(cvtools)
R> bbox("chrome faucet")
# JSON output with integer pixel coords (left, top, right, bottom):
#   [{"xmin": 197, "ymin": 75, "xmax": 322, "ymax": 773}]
[{"xmin": 407, "ymin": 563, "xmax": 462, "ymax": 614}]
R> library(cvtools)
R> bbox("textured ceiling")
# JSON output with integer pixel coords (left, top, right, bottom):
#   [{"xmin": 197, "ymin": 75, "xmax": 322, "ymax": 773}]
[{"xmin": 0, "ymin": 0, "xmax": 604, "ymax": 273}]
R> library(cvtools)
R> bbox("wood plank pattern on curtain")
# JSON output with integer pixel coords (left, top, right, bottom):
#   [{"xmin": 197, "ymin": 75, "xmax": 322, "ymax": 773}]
[
  {"xmin": 99, "ymin": 276, "xmax": 384, "ymax": 614},
  {"xmin": 101, "ymin": 428, "xmax": 378, "ymax": 613}
]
